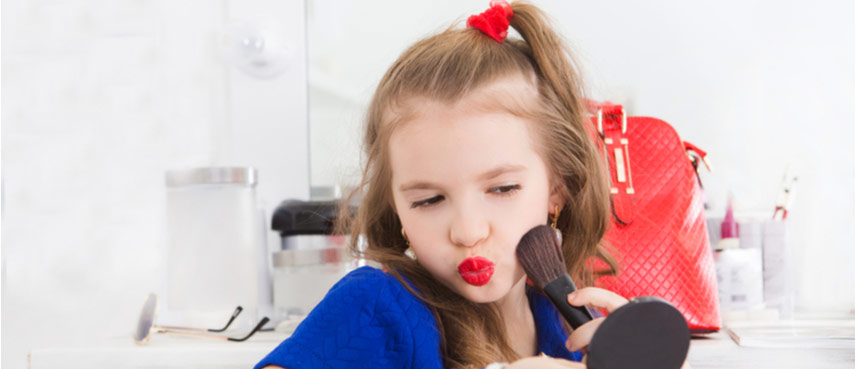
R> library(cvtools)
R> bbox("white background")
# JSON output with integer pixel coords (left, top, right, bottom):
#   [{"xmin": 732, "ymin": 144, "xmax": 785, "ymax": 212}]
[
  {"xmin": 2, "ymin": 0, "xmax": 308, "ymax": 367},
  {"xmin": 2, "ymin": 0, "xmax": 854, "ymax": 368}
]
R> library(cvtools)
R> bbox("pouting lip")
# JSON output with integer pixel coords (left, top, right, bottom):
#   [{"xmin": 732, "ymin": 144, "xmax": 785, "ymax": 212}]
[
  {"xmin": 460, "ymin": 267, "xmax": 494, "ymax": 286},
  {"xmin": 457, "ymin": 256, "xmax": 496, "ymax": 286},
  {"xmin": 457, "ymin": 256, "xmax": 496, "ymax": 287},
  {"xmin": 457, "ymin": 256, "xmax": 495, "ymax": 274}
]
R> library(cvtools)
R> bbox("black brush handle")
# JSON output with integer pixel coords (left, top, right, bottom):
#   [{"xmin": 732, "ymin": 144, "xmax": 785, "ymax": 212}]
[{"xmin": 543, "ymin": 274, "xmax": 594, "ymax": 329}]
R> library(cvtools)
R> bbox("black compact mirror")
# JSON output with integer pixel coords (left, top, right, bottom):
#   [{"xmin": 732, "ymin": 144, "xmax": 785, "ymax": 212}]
[{"xmin": 585, "ymin": 296, "xmax": 690, "ymax": 369}]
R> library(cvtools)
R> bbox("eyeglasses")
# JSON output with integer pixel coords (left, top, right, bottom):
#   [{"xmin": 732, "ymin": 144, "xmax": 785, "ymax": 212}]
[{"xmin": 134, "ymin": 293, "xmax": 270, "ymax": 345}]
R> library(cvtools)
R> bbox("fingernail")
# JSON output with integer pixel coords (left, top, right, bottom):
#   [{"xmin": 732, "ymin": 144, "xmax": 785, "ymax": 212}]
[{"xmin": 567, "ymin": 292, "xmax": 576, "ymax": 302}]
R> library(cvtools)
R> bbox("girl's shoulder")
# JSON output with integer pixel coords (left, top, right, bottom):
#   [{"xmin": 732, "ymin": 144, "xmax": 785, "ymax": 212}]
[
  {"xmin": 255, "ymin": 266, "xmax": 442, "ymax": 369},
  {"xmin": 325, "ymin": 266, "xmax": 436, "ymax": 333},
  {"xmin": 327, "ymin": 265, "xmax": 423, "ymax": 308},
  {"xmin": 331, "ymin": 265, "xmax": 404, "ymax": 290}
]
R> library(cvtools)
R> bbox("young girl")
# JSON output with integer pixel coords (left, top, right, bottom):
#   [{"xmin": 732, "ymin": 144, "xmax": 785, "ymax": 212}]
[{"xmin": 257, "ymin": 2, "xmax": 684, "ymax": 368}]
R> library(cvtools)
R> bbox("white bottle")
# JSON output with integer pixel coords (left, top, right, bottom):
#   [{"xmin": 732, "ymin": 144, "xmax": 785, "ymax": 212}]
[{"xmin": 714, "ymin": 198, "xmax": 764, "ymax": 313}]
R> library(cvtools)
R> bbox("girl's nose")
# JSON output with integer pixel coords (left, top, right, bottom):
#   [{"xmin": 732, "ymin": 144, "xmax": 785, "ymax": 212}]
[{"xmin": 449, "ymin": 206, "xmax": 489, "ymax": 248}]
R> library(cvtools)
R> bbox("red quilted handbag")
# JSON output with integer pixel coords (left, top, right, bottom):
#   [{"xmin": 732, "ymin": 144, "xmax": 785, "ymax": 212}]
[{"xmin": 588, "ymin": 101, "xmax": 720, "ymax": 333}]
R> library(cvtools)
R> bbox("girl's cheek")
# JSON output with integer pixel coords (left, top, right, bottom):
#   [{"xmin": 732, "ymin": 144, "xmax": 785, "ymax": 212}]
[{"xmin": 411, "ymin": 209, "xmax": 450, "ymax": 239}]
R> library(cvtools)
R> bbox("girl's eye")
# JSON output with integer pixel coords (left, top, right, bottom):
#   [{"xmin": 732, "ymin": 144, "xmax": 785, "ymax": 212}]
[
  {"xmin": 489, "ymin": 184, "xmax": 521, "ymax": 195},
  {"xmin": 411, "ymin": 195, "xmax": 444, "ymax": 209}
]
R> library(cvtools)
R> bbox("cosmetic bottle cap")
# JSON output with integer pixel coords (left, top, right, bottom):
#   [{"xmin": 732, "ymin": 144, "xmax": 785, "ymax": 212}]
[{"xmin": 721, "ymin": 198, "xmax": 739, "ymax": 239}]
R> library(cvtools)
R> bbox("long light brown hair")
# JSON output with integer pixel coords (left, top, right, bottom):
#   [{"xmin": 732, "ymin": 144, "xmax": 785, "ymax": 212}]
[{"xmin": 338, "ymin": 2, "xmax": 617, "ymax": 367}]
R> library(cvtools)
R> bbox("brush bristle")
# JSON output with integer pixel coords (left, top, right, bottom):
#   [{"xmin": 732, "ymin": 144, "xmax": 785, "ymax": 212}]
[{"xmin": 516, "ymin": 225, "xmax": 567, "ymax": 289}]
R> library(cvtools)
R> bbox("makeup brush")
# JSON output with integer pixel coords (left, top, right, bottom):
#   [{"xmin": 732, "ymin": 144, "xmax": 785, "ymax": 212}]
[
  {"xmin": 516, "ymin": 225, "xmax": 594, "ymax": 329},
  {"xmin": 518, "ymin": 225, "xmax": 691, "ymax": 369}
]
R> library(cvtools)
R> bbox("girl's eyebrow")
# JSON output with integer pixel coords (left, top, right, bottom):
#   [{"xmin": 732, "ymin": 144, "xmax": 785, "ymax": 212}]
[
  {"xmin": 398, "ymin": 164, "xmax": 526, "ymax": 192},
  {"xmin": 399, "ymin": 181, "xmax": 440, "ymax": 192},
  {"xmin": 478, "ymin": 164, "xmax": 526, "ymax": 180}
]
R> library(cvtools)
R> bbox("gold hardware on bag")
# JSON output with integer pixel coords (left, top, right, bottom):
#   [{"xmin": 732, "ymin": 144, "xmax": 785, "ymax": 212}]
[
  {"xmin": 597, "ymin": 107, "xmax": 627, "ymax": 137},
  {"xmin": 615, "ymin": 148, "xmax": 626, "ymax": 183},
  {"xmin": 598, "ymin": 106, "xmax": 633, "ymax": 194},
  {"xmin": 610, "ymin": 137, "xmax": 635, "ymax": 194},
  {"xmin": 701, "ymin": 155, "xmax": 713, "ymax": 172},
  {"xmin": 622, "ymin": 138, "xmax": 635, "ymax": 194}
]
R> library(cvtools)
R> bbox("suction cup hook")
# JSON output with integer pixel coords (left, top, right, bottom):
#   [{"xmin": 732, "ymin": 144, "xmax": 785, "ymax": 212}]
[{"xmin": 220, "ymin": 22, "xmax": 290, "ymax": 79}]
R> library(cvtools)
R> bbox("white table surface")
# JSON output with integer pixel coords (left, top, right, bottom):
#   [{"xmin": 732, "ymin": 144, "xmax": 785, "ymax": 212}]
[
  {"xmin": 28, "ymin": 331, "xmax": 289, "ymax": 369},
  {"xmin": 687, "ymin": 331, "xmax": 855, "ymax": 369},
  {"xmin": 29, "ymin": 330, "xmax": 855, "ymax": 369}
]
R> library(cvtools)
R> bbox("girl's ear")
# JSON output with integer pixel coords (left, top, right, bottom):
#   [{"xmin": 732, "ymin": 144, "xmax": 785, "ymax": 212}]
[
  {"xmin": 548, "ymin": 196, "xmax": 564, "ymax": 215},
  {"xmin": 548, "ymin": 182, "xmax": 565, "ymax": 214}
]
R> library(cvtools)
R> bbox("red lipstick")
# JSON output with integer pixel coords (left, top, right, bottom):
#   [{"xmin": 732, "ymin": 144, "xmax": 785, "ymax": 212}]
[{"xmin": 457, "ymin": 256, "xmax": 495, "ymax": 286}]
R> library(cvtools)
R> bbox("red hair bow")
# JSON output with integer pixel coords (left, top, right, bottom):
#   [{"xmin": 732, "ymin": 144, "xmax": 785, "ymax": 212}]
[{"xmin": 467, "ymin": 0, "xmax": 514, "ymax": 43}]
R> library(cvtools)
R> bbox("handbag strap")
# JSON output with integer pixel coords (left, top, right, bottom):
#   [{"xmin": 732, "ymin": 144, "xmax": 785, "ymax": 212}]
[
  {"xmin": 684, "ymin": 140, "xmax": 712, "ymax": 189},
  {"xmin": 591, "ymin": 102, "xmax": 634, "ymax": 226}
]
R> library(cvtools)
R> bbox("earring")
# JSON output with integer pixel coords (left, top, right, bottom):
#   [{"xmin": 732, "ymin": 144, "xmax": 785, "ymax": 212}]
[
  {"xmin": 550, "ymin": 205, "xmax": 563, "ymax": 244},
  {"xmin": 550, "ymin": 205, "xmax": 561, "ymax": 230},
  {"xmin": 402, "ymin": 227, "xmax": 416, "ymax": 260}
]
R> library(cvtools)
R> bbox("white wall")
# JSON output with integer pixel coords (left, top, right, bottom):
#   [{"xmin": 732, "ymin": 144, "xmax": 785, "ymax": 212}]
[
  {"xmin": 557, "ymin": 0, "xmax": 855, "ymax": 316},
  {"xmin": 308, "ymin": 0, "xmax": 855, "ymax": 313},
  {"xmin": 1, "ymin": 0, "xmax": 308, "ymax": 368}
]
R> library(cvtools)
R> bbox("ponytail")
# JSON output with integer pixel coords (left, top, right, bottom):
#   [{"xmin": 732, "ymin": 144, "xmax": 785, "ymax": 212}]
[
  {"xmin": 509, "ymin": 2, "xmax": 617, "ymax": 283},
  {"xmin": 510, "ymin": 2, "xmax": 587, "ymax": 125}
]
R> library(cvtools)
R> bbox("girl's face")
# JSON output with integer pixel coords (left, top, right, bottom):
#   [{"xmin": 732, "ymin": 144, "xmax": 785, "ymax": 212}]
[{"xmin": 389, "ymin": 86, "xmax": 560, "ymax": 303}]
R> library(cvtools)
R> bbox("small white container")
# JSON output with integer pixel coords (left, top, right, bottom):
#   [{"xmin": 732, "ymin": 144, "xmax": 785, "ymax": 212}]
[
  {"xmin": 165, "ymin": 167, "xmax": 268, "ymax": 329},
  {"xmin": 272, "ymin": 241, "xmax": 355, "ymax": 327},
  {"xmin": 762, "ymin": 220, "xmax": 792, "ymax": 318},
  {"xmin": 714, "ymin": 248, "xmax": 764, "ymax": 312}
]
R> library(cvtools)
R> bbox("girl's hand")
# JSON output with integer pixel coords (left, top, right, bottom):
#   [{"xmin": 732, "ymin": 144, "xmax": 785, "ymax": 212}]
[
  {"xmin": 506, "ymin": 355, "xmax": 585, "ymax": 368},
  {"xmin": 564, "ymin": 287, "xmax": 629, "ymax": 353},
  {"xmin": 503, "ymin": 288, "xmax": 626, "ymax": 369},
  {"xmin": 564, "ymin": 288, "xmax": 693, "ymax": 369}
]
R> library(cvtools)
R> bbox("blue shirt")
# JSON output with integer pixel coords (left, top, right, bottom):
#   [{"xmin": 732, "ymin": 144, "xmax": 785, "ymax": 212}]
[{"xmin": 255, "ymin": 266, "xmax": 582, "ymax": 369}]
